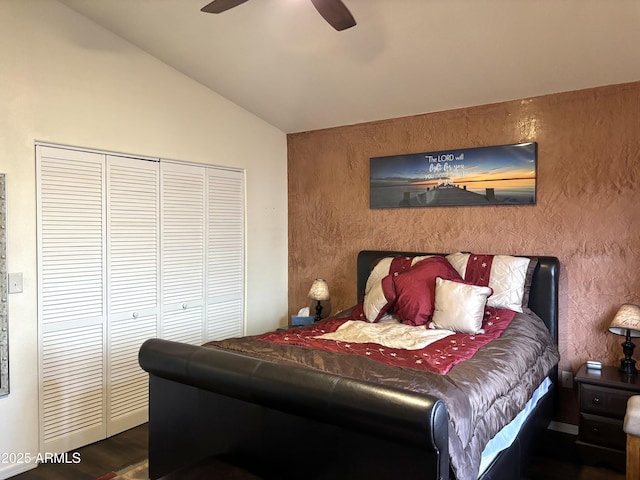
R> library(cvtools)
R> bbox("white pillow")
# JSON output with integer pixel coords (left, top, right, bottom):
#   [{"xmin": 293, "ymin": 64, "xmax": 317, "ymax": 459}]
[
  {"xmin": 431, "ymin": 277, "xmax": 492, "ymax": 334},
  {"xmin": 363, "ymin": 257, "xmax": 394, "ymax": 322},
  {"xmin": 363, "ymin": 280, "xmax": 393, "ymax": 322},
  {"xmin": 445, "ymin": 253, "xmax": 533, "ymax": 312}
]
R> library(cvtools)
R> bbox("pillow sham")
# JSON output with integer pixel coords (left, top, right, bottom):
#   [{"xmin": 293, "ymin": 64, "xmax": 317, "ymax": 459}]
[
  {"xmin": 392, "ymin": 256, "xmax": 463, "ymax": 326},
  {"xmin": 363, "ymin": 257, "xmax": 395, "ymax": 322},
  {"xmin": 363, "ymin": 255, "xmax": 432, "ymax": 322},
  {"xmin": 363, "ymin": 274, "xmax": 396, "ymax": 323},
  {"xmin": 445, "ymin": 252, "xmax": 537, "ymax": 313},
  {"xmin": 430, "ymin": 277, "xmax": 492, "ymax": 334}
]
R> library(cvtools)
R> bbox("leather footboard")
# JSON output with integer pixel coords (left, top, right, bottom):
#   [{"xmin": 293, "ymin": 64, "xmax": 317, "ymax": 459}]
[{"xmin": 139, "ymin": 338, "xmax": 450, "ymax": 480}]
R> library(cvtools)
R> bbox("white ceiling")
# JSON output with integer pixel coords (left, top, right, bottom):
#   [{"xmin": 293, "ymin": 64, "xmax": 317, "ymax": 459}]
[{"xmin": 57, "ymin": 0, "xmax": 640, "ymax": 134}]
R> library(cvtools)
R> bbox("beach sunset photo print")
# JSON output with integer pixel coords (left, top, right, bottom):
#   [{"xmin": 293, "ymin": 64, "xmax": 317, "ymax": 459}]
[{"xmin": 370, "ymin": 142, "xmax": 537, "ymax": 208}]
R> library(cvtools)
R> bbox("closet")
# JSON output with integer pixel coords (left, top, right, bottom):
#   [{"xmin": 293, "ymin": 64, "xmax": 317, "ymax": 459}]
[{"xmin": 36, "ymin": 145, "xmax": 244, "ymax": 454}]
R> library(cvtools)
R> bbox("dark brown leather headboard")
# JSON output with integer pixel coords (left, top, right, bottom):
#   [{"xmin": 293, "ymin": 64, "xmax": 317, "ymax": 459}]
[{"xmin": 356, "ymin": 251, "xmax": 559, "ymax": 346}]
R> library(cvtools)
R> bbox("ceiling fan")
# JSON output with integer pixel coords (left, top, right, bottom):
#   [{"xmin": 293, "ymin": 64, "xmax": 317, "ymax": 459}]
[{"xmin": 201, "ymin": 0, "xmax": 357, "ymax": 31}]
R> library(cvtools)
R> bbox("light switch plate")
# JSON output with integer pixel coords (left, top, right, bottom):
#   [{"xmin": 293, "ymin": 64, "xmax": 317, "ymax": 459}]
[
  {"xmin": 8, "ymin": 272, "xmax": 23, "ymax": 294},
  {"xmin": 561, "ymin": 371, "xmax": 573, "ymax": 388}
]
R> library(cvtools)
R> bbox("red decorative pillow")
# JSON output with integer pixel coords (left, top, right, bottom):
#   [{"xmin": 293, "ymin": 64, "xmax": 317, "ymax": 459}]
[
  {"xmin": 363, "ymin": 255, "xmax": 431, "ymax": 322},
  {"xmin": 392, "ymin": 256, "xmax": 463, "ymax": 326}
]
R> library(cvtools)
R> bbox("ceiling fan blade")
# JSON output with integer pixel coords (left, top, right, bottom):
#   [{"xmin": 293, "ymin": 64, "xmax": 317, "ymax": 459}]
[
  {"xmin": 309, "ymin": 0, "xmax": 356, "ymax": 31},
  {"xmin": 201, "ymin": 0, "xmax": 250, "ymax": 14}
]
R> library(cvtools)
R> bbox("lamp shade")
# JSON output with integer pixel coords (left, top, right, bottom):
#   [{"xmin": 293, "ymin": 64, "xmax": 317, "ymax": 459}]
[
  {"xmin": 609, "ymin": 304, "xmax": 640, "ymax": 337},
  {"xmin": 308, "ymin": 278, "xmax": 330, "ymax": 301}
]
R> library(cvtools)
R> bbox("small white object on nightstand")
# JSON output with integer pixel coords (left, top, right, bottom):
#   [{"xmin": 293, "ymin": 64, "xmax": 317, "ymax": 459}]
[{"xmin": 586, "ymin": 360, "xmax": 602, "ymax": 371}]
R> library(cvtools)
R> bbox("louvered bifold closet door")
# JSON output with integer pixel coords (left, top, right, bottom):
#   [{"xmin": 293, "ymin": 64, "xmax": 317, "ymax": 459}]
[
  {"xmin": 106, "ymin": 156, "xmax": 159, "ymax": 436},
  {"xmin": 37, "ymin": 146, "xmax": 106, "ymax": 454},
  {"xmin": 160, "ymin": 163, "xmax": 206, "ymax": 344},
  {"xmin": 206, "ymin": 168, "xmax": 245, "ymax": 341}
]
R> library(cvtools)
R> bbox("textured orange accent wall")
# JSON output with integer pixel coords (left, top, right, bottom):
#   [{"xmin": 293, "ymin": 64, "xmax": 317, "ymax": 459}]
[{"xmin": 287, "ymin": 81, "xmax": 640, "ymax": 422}]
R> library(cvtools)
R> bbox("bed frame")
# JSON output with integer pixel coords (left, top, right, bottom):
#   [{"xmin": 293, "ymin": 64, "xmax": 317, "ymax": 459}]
[{"xmin": 139, "ymin": 251, "xmax": 559, "ymax": 480}]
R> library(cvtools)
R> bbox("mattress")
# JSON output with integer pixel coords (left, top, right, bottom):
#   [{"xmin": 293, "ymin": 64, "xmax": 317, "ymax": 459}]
[{"xmin": 478, "ymin": 377, "xmax": 552, "ymax": 476}]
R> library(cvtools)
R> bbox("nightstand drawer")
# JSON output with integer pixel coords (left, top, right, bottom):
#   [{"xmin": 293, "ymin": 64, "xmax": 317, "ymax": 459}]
[
  {"xmin": 579, "ymin": 413, "xmax": 625, "ymax": 450},
  {"xmin": 580, "ymin": 383, "xmax": 634, "ymax": 418}
]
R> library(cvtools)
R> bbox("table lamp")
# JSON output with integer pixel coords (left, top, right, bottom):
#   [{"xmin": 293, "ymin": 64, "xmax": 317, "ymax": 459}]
[
  {"xmin": 608, "ymin": 303, "xmax": 640, "ymax": 375},
  {"xmin": 308, "ymin": 278, "xmax": 330, "ymax": 322}
]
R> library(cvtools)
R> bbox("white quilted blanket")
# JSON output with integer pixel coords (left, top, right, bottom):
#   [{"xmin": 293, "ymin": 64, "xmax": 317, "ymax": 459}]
[{"xmin": 315, "ymin": 317, "xmax": 454, "ymax": 350}]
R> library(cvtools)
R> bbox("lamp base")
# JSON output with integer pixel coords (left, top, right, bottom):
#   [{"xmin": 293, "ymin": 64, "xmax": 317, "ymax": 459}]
[
  {"xmin": 314, "ymin": 300, "xmax": 323, "ymax": 322},
  {"xmin": 620, "ymin": 358, "xmax": 638, "ymax": 376},
  {"xmin": 620, "ymin": 333, "xmax": 638, "ymax": 375}
]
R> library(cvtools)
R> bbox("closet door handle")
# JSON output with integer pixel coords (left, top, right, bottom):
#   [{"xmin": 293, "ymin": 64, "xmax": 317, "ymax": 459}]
[
  {"xmin": 132, "ymin": 311, "xmax": 139, "ymax": 318},
  {"xmin": 181, "ymin": 303, "xmax": 188, "ymax": 310}
]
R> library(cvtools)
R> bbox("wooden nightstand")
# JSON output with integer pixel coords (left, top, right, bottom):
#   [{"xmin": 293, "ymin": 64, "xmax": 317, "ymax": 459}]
[{"xmin": 575, "ymin": 363, "xmax": 640, "ymax": 470}]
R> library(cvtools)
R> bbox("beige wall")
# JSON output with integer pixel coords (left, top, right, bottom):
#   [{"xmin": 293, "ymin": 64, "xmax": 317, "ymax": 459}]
[
  {"xmin": 288, "ymin": 81, "xmax": 640, "ymax": 423},
  {"xmin": 0, "ymin": 1, "xmax": 287, "ymax": 477}
]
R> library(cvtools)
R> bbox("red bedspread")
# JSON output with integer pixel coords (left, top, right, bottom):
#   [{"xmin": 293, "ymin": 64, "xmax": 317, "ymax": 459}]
[{"xmin": 259, "ymin": 306, "xmax": 516, "ymax": 375}]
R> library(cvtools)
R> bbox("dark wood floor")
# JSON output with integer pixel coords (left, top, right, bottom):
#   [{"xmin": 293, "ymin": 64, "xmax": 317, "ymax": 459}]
[
  {"xmin": 521, "ymin": 430, "xmax": 625, "ymax": 480},
  {"xmin": 11, "ymin": 424, "xmax": 626, "ymax": 480},
  {"xmin": 11, "ymin": 425, "xmax": 148, "ymax": 480}
]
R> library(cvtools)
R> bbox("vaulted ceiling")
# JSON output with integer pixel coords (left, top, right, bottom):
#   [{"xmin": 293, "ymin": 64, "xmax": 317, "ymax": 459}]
[{"xmin": 58, "ymin": 0, "xmax": 640, "ymax": 133}]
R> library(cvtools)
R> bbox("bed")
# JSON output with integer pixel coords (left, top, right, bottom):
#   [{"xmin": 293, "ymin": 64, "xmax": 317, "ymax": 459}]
[{"xmin": 139, "ymin": 250, "xmax": 560, "ymax": 480}]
